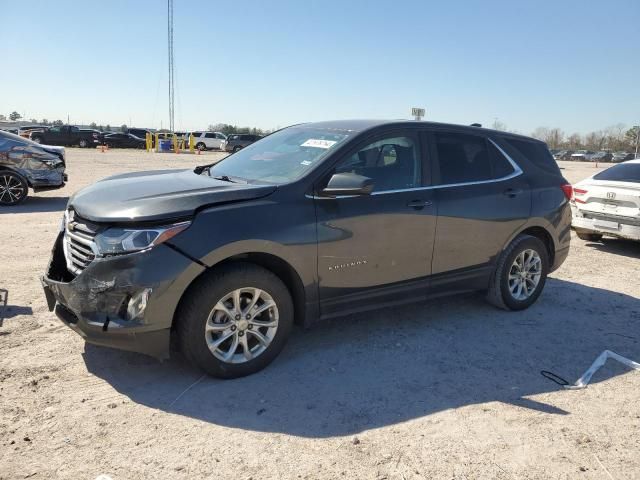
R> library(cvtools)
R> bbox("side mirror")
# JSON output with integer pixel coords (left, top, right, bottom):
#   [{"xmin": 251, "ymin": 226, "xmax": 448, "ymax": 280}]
[{"xmin": 321, "ymin": 172, "xmax": 374, "ymax": 197}]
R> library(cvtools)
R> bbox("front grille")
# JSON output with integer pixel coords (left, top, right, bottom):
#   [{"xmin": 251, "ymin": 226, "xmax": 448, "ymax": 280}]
[{"xmin": 63, "ymin": 211, "xmax": 101, "ymax": 275}]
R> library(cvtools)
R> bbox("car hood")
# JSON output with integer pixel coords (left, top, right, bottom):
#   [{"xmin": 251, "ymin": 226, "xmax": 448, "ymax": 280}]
[{"xmin": 69, "ymin": 169, "xmax": 277, "ymax": 223}]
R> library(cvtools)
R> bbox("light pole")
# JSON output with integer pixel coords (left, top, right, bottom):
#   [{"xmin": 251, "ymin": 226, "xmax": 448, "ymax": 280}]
[{"xmin": 635, "ymin": 125, "xmax": 640, "ymax": 159}]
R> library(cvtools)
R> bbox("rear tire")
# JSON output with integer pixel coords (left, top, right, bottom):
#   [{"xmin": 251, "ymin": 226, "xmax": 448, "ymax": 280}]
[
  {"xmin": 0, "ymin": 170, "xmax": 29, "ymax": 206},
  {"xmin": 31, "ymin": 136, "xmax": 42, "ymax": 144},
  {"xmin": 233, "ymin": 145, "xmax": 242, "ymax": 153},
  {"xmin": 196, "ymin": 142, "xmax": 206, "ymax": 151},
  {"xmin": 486, "ymin": 235, "xmax": 549, "ymax": 311},
  {"xmin": 576, "ymin": 232, "xmax": 603, "ymax": 242},
  {"xmin": 176, "ymin": 263, "xmax": 294, "ymax": 379},
  {"xmin": 79, "ymin": 139, "xmax": 88, "ymax": 148}
]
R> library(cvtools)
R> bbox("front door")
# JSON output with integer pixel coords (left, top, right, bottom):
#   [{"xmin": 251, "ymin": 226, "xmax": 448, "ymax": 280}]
[{"xmin": 315, "ymin": 130, "xmax": 437, "ymax": 317}]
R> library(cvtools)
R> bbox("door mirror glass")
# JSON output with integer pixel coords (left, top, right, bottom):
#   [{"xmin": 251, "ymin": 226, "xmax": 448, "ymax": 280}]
[{"xmin": 321, "ymin": 172, "xmax": 374, "ymax": 197}]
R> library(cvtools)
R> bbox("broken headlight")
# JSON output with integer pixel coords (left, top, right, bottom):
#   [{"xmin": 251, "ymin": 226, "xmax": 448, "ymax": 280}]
[{"xmin": 94, "ymin": 221, "xmax": 191, "ymax": 256}]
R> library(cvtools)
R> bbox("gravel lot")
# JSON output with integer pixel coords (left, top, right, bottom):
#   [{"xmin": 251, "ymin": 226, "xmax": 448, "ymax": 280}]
[{"xmin": 1, "ymin": 151, "xmax": 639, "ymax": 480}]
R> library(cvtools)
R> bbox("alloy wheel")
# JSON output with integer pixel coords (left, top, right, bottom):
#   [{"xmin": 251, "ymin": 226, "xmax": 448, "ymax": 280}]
[
  {"xmin": 508, "ymin": 249, "xmax": 542, "ymax": 300},
  {"xmin": 205, "ymin": 288, "xmax": 279, "ymax": 364},
  {"xmin": 0, "ymin": 174, "xmax": 27, "ymax": 205}
]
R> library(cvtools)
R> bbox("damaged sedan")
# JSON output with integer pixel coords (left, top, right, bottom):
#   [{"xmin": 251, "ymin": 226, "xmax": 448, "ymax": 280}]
[
  {"xmin": 42, "ymin": 120, "xmax": 571, "ymax": 378},
  {"xmin": 0, "ymin": 130, "xmax": 67, "ymax": 205}
]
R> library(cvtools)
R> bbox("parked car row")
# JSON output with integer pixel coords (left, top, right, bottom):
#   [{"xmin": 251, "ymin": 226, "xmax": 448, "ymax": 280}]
[{"xmin": 552, "ymin": 149, "xmax": 636, "ymax": 163}]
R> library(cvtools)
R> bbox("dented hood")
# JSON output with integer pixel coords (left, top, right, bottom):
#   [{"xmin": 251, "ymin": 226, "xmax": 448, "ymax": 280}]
[{"xmin": 70, "ymin": 169, "xmax": 277, "ymax": 223}]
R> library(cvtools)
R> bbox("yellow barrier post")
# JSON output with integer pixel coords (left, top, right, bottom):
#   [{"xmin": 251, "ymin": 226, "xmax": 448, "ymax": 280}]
[
  {"xmin": 189, "ymin": 134, "xmax": 195, "ymax": 153},
  {"xmin": 155, "ymin": 133, "xmax": 160, "ymax": 152},
  {"xmin": 174, "ymin": 134, "xmax": 179, "ymax": 153}
]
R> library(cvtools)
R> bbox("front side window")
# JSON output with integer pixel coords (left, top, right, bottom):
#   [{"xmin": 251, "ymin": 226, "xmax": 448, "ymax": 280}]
[
  {"xmin": 205, "ymin": 132, "xmax": 216, "ymax": 138},
  {"xmin": 334, "ymin": 135, "xmax": 420, "ymax": 192},
  {"xmin": 209, "ymin": 126, "xmax": 352, "ymax": 184}
]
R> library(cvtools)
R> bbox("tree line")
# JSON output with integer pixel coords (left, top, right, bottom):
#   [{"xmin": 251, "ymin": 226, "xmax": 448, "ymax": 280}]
[
  {"xmin": 207, "ymin": 123, "xmax": 270, "ymax": 136},
  {"xmin": 493, "ymin": 120, "xmax": 639, "ymax": 152}
]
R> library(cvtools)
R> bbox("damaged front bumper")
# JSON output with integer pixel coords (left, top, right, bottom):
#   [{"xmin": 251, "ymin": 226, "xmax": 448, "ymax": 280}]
[{"xmin": 42, "ymin": 233, "xmax": 205, "ymax": 359}]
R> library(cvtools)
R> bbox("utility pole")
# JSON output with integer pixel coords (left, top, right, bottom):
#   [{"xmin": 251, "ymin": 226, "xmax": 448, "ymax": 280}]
[
  {"xmin": 635, "ymin": 125, "xmax": 640, "ymax": 159},
  {"xmin": 167, "ymin": 0, "xmax": 175, "ymax": 133}
]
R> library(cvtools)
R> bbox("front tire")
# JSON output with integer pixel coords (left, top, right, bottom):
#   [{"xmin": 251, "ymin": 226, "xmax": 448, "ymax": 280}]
[
  {"xmin": 0, "ymin": 170, "xmax": 29, "ymax": 206},
  {"xmin": 31, "ymin": 136, "xmax": 42, "ymax": 144},
  {"xmin": 79, "ymin": 139, "xmax": 88, "ymax": 148},
  {"xmin": 576, "ymin": 232, "xmax": 602, "ymax": 242},
  {"xmin": 196, "ymin": 142, "xmax": 206, "ymax": 151},
  {"xmin": 487, "ymin": 235, "xmax": 549, "ymax": 311},
  {"xmin": 176, "ymin": 263, "xmax": 294, "ymax": 378},
  {"xmin": 233, "ymin": 145, "xmax": 242, "ymax": 153}
]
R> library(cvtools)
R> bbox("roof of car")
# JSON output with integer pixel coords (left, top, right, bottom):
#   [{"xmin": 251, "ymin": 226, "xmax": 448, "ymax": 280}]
[{"xmin": 298, "ymin": 119, "xmax": 541, "ymax": 142}]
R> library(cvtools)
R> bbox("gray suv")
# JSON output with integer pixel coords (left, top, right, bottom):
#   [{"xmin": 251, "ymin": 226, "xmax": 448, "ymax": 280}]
[
  {"xmin": 222, "ymin": 133, "xmax": 262, "ymax": 152},
  {"xmin": 42, "ymin": 120, "xmax": 571, "ymax": 378}
]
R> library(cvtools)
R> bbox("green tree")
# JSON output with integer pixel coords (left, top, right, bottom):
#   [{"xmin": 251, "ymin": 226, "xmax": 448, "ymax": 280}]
[
  {"xmin": 0, "ymin": 114, "xmax": 6, "ymax": 121},
  {"xmin": 120, "ymin": 124, "xmax": 128, "ymax": 133},
  {"xmin": 105, "ymin": 124, "xmax": 111, "ymax": 132},
  {"xmin": 40, "ymin": 119, "xmax": 49, "ymax": 125},
  {"xmin": 53, "ymin": 119, "xmax": 64, "ymax": 126},
  {"xmin": 89, "ymin": 122, "xmax": 97, "ymax": 129},
  {"xmin": 9, "ymin": 111, "xmax": 22, "ymax": 121},
  {"xmin": 625, "ymin": 126, "xmax": 639, "ymax": 150}
]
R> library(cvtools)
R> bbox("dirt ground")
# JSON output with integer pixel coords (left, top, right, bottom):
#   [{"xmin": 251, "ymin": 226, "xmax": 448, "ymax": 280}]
[{"xmin": 1, "ymin": 150, "xmax": 639, "ymax": 480}]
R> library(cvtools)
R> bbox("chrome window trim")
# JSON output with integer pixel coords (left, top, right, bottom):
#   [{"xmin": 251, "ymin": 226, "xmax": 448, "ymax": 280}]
[{"xmin": 311, "ymin": 138, "xmax": 523, "ymax": 199}]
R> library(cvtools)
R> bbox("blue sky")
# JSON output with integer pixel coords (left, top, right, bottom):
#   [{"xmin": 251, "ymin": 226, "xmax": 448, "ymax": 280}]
[{"xmin": 1, "ymin": 0, "xmax": 639, "ymax": 134}]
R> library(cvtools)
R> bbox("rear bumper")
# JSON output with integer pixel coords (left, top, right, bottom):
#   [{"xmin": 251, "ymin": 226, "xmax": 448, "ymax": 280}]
[
  {"xmin": 572, "ymin": 215, "xmax": 640, "ymax": 241},
  {"xmin": 41, "ymin": 234, "xmax": 205, "ymax": 359}
]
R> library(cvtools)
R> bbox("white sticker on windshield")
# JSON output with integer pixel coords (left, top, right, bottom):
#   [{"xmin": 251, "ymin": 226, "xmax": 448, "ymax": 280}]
[
  {"xmin": 301, "ymin": 139, "xmax": 337, "ymax": 149},
  {"xmin": 301, "ymin": 160, "xmax": 312, "ymax": 166}
]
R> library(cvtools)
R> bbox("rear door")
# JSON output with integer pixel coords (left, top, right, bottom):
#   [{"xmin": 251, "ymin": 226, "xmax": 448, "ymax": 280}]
[
  {"xmin": 427, "ymin": 129, "xmax": 531, "ymax": 282},
  {"xmin": 204, "ymin": 132, "xmax": 220, "ymax": 149},
  {"xmin": 315, "ymin": 129, "xmax": 437, "ymax": 316}
]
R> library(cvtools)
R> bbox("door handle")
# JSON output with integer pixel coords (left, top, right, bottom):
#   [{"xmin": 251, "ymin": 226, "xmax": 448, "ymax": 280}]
[
  {"xmin": 503, "ymin": 188, "xmax": 523, "ymax": 198},
  {"xmin": 407, "ymin": 199, "xmax": 433, "ymax": 209}
]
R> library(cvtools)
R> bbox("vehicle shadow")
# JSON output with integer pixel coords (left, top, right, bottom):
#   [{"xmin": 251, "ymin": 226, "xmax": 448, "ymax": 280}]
[
  {"xmin": 0, "ymin": 196, "xmax": 68, "ymax": 214},
  {"xmin": 584, "ymin": 238, "xmax": 640, "ymax": 259},
  {"xmin": 83, "ymin": 278, "xmax": 640, "ymax": 438}
]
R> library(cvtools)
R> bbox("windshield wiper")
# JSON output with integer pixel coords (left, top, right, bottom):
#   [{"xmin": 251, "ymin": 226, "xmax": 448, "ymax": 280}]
[{"xmin": 211, "ymin": 175, "xmax": 238, "ymax": 183}]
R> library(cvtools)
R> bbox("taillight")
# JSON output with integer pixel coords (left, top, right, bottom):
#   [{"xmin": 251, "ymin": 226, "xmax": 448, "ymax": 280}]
[
  {"xmin": 561, "ymin": 184, "xmax": 573, "ymax": 200},
  {"xmin": 573, "ymin": 187, "xmax": 587, "ymax": 203}
]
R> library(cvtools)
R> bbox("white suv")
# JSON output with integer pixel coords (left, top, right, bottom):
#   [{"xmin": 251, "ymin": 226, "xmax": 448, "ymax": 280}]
[{"xmin": 190, "ymin": 131, "xmax": 227, "ymax": 151}]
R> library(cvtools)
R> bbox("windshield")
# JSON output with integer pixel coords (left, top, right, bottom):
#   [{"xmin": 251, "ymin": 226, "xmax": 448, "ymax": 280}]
[
  {"xmin": 209, "ymin": 126, "xmax": 353, "ymax": 184},
  {"xmin": 594, "ymin": 163, "xmax": 640, "ymax": 183}
]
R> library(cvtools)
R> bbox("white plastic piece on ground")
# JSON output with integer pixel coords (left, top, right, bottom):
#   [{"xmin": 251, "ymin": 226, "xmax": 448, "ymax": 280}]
[{"xmin": 565, "ymin": 350, "xmax": 640, "ymax": 390}]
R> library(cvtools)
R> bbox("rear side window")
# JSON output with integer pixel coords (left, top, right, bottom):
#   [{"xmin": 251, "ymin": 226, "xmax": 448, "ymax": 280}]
[
  {"xmin": 503, "ymin": 138, "xmax": 559, "ymax": 173},
  {"xmin": 434, "ymin": 132, "xmax": 513, "ymax": 185},
  {"xmin": 593, "ymin": 163, "xmax": 640, "ymax": 183}
]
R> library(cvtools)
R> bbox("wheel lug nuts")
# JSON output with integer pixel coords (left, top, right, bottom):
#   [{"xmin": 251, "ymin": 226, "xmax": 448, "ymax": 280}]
[
  {"xmin": 231, "ymin": 325, "xmax": 236, "ymax": 331},
  {"xmin": 239, "ymin": 331, "xmax": 244, "ymax": 337},
  {"xmin": 248, "ymin": 324, "xmax": 253, "ymax": 330},
  {"xmin": 246, "ymin": 314, "xmax": 251, "ymax": 320},
  {"xmin": 235, "ymin": 314, "xmax": 241, "ymax": 320}
]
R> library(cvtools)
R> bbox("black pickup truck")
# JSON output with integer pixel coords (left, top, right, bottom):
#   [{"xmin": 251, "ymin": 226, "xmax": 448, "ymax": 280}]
[{"xmin": 30, "ymin": 125, "xmax": 101, "ymax": 148}]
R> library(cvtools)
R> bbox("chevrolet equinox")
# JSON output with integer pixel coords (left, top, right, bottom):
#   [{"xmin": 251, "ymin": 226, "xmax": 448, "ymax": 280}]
[{"xmin": 42, "ymin": 120, "xmax": 572, "ymax": 378}]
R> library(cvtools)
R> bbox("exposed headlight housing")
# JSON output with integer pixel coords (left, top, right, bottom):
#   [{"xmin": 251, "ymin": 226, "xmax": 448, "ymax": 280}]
[{"xmin": 94, "ymin": 221, "xmax": 191, "ymax": 256}]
